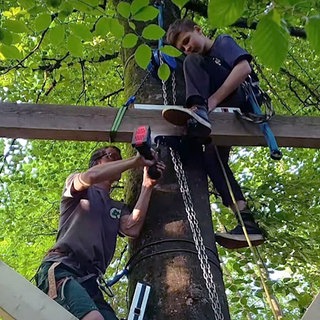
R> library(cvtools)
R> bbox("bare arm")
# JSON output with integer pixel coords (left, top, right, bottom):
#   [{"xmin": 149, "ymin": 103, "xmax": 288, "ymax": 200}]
[
  {"xmin": 119, "ymin": 162, "xmax": 166, "ymax": 238},
  {"xmin": 207, "ymin": 60, "xmax": 251, "ymax": 112},
  {"xmin": 73, "ymin": 155, "xmax": 155, "ymax": 192}
]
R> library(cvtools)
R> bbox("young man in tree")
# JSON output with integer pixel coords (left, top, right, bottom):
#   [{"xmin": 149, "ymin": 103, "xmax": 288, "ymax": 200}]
[
  {"xmin": 164, "ymin": 18, "xmax": 264, "ymax": 249},
  {"xmin": 35, "ymin": 146, "xmax": 165, "ymax": 320}
]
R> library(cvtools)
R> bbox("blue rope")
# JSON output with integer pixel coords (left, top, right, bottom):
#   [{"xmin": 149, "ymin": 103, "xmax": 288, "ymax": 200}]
[
  {"xmin": 107, "ymin": 268, "xmax": 129, "ymax": 287},
  {"xmin": 156, "ymin": 1, "xmax": 164, "ymax": 49},
  {"xmin": 247, "ymin": 91, "xmax": 282, "ymax": 160}
]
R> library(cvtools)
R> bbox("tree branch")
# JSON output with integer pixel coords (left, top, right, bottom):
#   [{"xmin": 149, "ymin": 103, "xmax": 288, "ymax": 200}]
[{"xmin": 100, "ymin": 87, "xmax": 124, "ymax": 102}]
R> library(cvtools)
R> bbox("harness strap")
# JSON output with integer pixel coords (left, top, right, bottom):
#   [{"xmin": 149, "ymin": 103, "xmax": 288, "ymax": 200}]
[
  {"xmin": 47, "ymin": 261, "xmax": 61, "ymax": 299},
  {"xmin": 109, "ymin": 96, "xmax": 135, "ymax": 142}
]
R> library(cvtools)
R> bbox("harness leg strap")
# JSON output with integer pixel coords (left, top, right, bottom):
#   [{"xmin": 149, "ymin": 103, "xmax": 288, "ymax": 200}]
[{"xmin": 47, "ymin": 261, "xmax": 61, "ymax": 299}]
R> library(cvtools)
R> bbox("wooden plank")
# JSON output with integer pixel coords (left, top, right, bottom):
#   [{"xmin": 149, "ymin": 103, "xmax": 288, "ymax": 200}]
[
  {"xmin": 0, "ymin": 307, "xmax": 15, "ymax": 320},
  {"xmin": 301, "ymin": 292, "xmax": 320, "ymax": 320},
  {"xmin": 0, "ymin": 102, "xmax": 319, "ymax": 148},
  {"xmin": 0, "ymin": 261, "xmax": 78, "ymax": 320}
]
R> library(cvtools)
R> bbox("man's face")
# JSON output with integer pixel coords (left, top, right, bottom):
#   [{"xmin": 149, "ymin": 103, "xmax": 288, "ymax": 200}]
[
  {"xmin": 98, "ymin": 147, "xmax": 122, "ymax": 182},
  {"xmin": 175, "ymin": 26, "xmax": 206, "ymax": 55},
  {"xmin": 98, "ymin": 147, "xmax": 122, "ymax": 162}
]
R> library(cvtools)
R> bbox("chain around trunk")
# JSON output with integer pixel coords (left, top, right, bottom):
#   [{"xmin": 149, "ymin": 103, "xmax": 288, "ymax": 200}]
[{"xmin": 169, "ymin": 147, "xmax": 224, "ymax": 320}]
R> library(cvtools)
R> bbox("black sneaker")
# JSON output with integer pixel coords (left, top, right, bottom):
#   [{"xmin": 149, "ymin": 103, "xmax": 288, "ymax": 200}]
[
  {"xmin": 215, "ymin": 223, "xmax": 264, "ymax": 249},
  {"xmin": 187, "ymin": 105, "xmax": 212, "ymax": 138}
]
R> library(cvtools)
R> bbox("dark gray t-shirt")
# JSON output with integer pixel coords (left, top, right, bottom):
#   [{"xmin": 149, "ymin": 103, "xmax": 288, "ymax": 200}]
[{"xmin": 43, "ymin": 173, "xmax": 130, "ymax": 275}]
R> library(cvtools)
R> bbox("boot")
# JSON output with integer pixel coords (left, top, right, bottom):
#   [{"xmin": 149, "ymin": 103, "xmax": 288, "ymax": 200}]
[{"xmin": 215, "ymin": 208, "xmax": 265, "ymax": 249}]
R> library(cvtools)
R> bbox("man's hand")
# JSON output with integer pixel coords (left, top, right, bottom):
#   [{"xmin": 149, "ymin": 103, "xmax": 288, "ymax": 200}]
[
  {"xmin": 134, "ymin": 151, "xmax": 157, "ymax": 168},
  {"xmin": 143, "ymin": 161, "xmax": 166, "ymax": 188}
]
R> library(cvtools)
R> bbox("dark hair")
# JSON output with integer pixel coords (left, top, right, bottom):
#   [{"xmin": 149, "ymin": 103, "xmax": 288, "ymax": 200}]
[
  {"xmin": 166, "ymin": 19, "xmax": 197, "ymax": 46},
  {"xmin": 88, "ymin": 146, "xmax": 122, "ymax": 168}
]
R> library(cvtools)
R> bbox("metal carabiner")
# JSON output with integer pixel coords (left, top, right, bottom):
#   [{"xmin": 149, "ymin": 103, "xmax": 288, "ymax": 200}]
[{"xmin": 96, "ymin": 275, "xmax": 114, "ymax": 297}]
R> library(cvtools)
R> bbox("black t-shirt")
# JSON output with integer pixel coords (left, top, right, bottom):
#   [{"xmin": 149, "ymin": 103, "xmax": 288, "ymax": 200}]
[{"xmin": 43, "ymin": 173, "xmax": 130, "ymax": 275}]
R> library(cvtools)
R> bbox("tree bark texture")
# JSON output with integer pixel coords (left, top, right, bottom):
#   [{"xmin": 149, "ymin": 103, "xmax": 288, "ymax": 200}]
[{"xmin": 127, "ymin": 140, "xmax": 230, "ymax": 320}]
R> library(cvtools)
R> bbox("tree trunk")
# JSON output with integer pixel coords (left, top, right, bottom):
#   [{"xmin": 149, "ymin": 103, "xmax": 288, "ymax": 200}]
[
  {"xmin": 127, "ymin": 140, "xmax": 230, "ymax": 319},
  {"xmin": 122, "ymin": 1, "xmax": 231, "ymax": 318}
]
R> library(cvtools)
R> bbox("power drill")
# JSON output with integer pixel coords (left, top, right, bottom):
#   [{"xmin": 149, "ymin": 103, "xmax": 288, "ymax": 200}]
[{"xmin": 132, "ymin": 125, "xmax": 161, "ymax": 180}]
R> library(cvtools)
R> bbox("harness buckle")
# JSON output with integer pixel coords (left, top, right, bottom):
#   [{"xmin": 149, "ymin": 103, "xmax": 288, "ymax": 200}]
[{"xmin": 96, "ymin": 275, "xmax": 114, "ymax": 297}]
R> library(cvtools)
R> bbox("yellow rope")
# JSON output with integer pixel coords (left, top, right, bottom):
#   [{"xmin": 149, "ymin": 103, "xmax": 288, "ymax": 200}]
[{"xmin": 213, "ymin": 145, "xmax": 283, "ymax": 319}]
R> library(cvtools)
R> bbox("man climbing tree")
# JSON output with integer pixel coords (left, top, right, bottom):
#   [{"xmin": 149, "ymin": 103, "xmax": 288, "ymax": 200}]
[{"xmin": 35, "ymin": 146, "xmax": 165, "ymax": 320}]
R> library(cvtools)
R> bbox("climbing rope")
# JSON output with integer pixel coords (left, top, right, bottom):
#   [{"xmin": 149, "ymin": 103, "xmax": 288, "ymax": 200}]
[
  {"xmin": 109, "ymin": 70, "xmax": 152, "ymax": 142},
  {"xmin": 170, "ymin": 147, "xmax": 225, "ymax": 320},
  {"xmin": 214, "ymin": 145, "xmax": 283, "ymax": 320}
]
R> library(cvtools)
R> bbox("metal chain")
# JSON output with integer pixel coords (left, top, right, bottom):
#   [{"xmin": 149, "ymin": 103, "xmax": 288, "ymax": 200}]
[
  {"xmin": 171, "ymin": 70, "xmax": 177, "ymax": 105},
  {"xmin": 169, "ymin": 148, "xmax": 224, "ymax": 320},
  {"xmin": 159, "ymin": 58, "xmax": 169, "ymax": 106}
]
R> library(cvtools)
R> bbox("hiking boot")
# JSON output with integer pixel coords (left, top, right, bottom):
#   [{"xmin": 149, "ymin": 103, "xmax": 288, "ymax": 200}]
[
  {"xmin": 187, "ymin": 105, "xmax": 212, "ymax": 138},
  {"xmin": 215, "ymin": 208, "xmax": 265, "ymax": 249}
]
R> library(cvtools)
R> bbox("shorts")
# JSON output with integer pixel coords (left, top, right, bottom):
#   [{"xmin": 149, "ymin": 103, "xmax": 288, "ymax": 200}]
[{"xmin": 35, "ymin": 261, "xmax": 118, "ymax": 320}]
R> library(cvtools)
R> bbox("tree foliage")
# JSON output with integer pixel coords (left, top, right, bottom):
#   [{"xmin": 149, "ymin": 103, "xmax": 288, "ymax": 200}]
[{"xmin": 0, "ymin": 0, "xmax": 320, "ymax": 319}]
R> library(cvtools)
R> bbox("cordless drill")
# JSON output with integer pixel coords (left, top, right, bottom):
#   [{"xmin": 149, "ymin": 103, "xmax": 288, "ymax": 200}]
[{"xmin": 132, "ymin": 125, "xmax": 161, "ymax": 180}]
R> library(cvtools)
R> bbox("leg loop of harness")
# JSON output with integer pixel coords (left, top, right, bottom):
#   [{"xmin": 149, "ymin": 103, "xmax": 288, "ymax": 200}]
[
  {"xmin": 47, "ymin": 261, "xmax": 61, "ymax": 299},
  {"xmin": 47, "ymin": 261, "xmax": 73, "ymax": 300}
]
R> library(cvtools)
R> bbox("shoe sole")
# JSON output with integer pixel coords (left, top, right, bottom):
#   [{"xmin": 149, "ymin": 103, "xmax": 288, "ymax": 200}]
[
  {"xmin": 215, "ymin": 233, "xmax": 264, "ymax": 249},
  {"xmin": 162, "ymin": 106, "xmax": 212, "ymax": 129}
]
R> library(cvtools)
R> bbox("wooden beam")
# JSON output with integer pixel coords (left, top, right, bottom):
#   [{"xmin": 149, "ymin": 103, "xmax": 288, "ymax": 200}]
[
  {"xmin": 0, "ymin": 102, "xmax": 319, "ymax": 148},
  {"xmin": 301, "ymin": 292, "xmax": 320, "ymax": 320},
  {"xmin": 0, "ymin": 307, "xmax": 15, "ymax": 320},
  {"xmin": 0, "ymin": 260, "xmax": 78, "ymax": 320}
]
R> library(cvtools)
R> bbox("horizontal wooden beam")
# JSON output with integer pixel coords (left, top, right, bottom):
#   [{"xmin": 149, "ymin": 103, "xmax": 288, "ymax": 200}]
[
  {"xmin": 0, "ymin": 102, "xmax": 319, "ymax": 148},
  {"xmin": 0, "ymin": 260, "xmax": 78, "ymax": 320}
]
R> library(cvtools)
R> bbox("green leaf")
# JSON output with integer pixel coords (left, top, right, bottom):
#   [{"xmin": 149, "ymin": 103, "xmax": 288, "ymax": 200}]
[
  {"xmin": 157, "ymin": 63, "xmax": 170, "ymax": 81},
  {"xmin": 34, "ymin": 13, "xmax": 52, "ymax": 32},
  {"xmin": 95, "ymin": 17, "xmax": 110, "ymax": 36},
  {"xmin": 68, "ymin": 0, "xmax": 94, "ymax": 13},
  {"xmin": 117, "ymin": 1, "xmax": 131, "ymax": 19},
  {"xmin": 3, "ymin": 20, "xmax": 29, "ymax": 34},
  {"xmin": 18, "ymin": 0, "xmax": 35, "ymax": 9},
  {"xmin": 133, "ymin": 6, "xmax": 159, "ymax": 22},
  {"xmin": 110, "ymin": 19, "xmax": 124, "ymax": 39},
  {"xmin": 142, "ymin": 24, "xmax": 165, "ymax": 40},
  {"xmin": 85, "ymin": 0, "xmax": 100, "ymax": 6},
  {"xmin": 59, "ymin": 2, "xmax": 73, "ymax": 18},
  {"xmin": 252, "ymin": 15, "xmax": 289, "ymax": 71},
  {"xmin": 0, "ymin": 28, "xmax": 13, "ymax": 45},
  {"xmin": 70, "ymin": 23, "xmax": 93, "ymax": 41},
  {"xmin": 130, "ymin": 0, "xmax": 149, "ymax": 15},
  {"xmin": 0, "ymin": 44, "xmax": 22, "ymax": 60},
  {"xmin": 208, "ymin": 0, "xmax": 245, "ymax": 27},
  {"xmin": 134, "ymin": 43, "xmax": 151, "ymax": 69},
  {"xmin": 171, "ymin": 0, "xmax": 189, "ymax": 9},
  {"xmin": 129, "ymin": 21, "xmax": 136, "ymax": 31},
  {"xmin": 305, "ymin": 16, "xmax": 320, "ymax": 53},
  {"xmin": 48, "ymin": 25, "xmax": 65, "ymax": 45},
  {"xmin": 46, "ymin": 0, "xmax": 62, "ymax": 8},
  {"xmin": 122, "ymin": 33, "xmax": 138, "ymax": 48},
  {"xmin": 160, "ymin": 45, "xmax": 182, "ymax": 57},
  {"xmin": 67, "ymin": 34, "xmax": 84, "ymax": 57}
]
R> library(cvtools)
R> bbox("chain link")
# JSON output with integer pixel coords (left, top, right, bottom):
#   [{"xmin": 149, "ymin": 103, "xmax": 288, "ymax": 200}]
[
  {"xmin": 172, "ymin": 70, "xmax": 177, "ymax": 105},
  {"xmin": 159, "ymin": 58, "xmax": 168, "ymax": 105},
  {"xmin": 170, "ymin": 148, "xmax": 224, "ymax": 320}
]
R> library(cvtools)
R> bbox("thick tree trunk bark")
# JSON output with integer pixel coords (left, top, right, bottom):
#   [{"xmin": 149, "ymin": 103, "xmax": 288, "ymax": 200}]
[
  {"xmin": 121, "ymin": 1, "xmax": 231, "ymax": 318},
  {"xmin": 127, "ymin": 141, "xmax": 230, "ymax": 319}
]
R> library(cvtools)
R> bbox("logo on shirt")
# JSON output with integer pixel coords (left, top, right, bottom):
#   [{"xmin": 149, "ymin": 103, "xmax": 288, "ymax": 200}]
[{"xmin": 110, "ymin": 207, "xmax": 121, "ymax": 219}]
